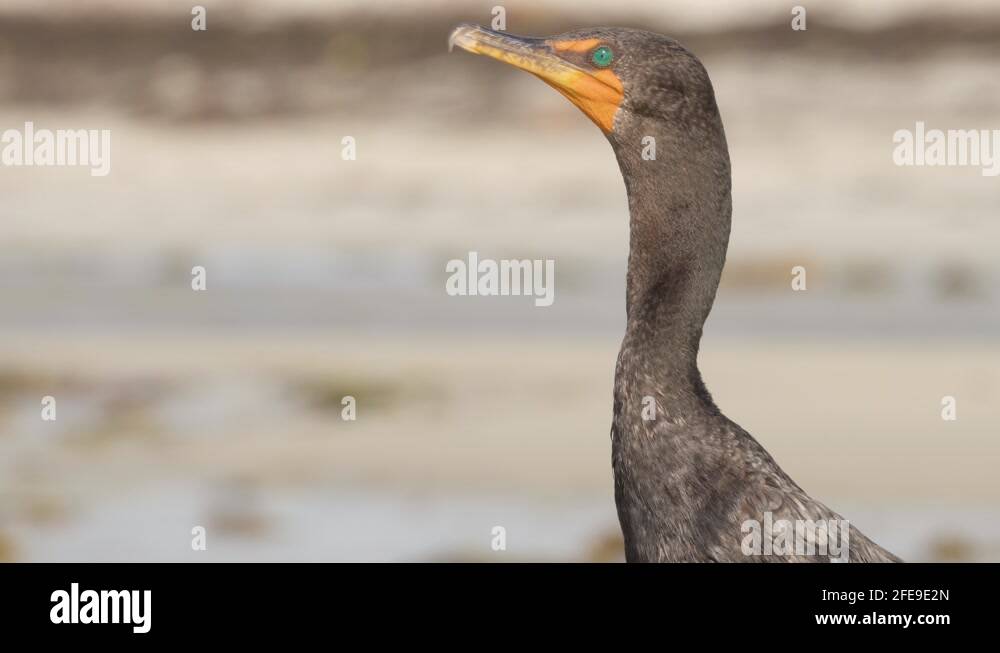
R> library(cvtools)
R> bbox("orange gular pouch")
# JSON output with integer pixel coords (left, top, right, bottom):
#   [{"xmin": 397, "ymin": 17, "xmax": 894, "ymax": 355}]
[{"xmin": 449, "ymin": 26, "xmax": 624, "ymax": 133}]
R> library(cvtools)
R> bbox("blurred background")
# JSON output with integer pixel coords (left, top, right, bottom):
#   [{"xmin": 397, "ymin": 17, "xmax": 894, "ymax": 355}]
[{"xmin": 0, "ymin": 0, "xmax": 998, "ymax": 562}]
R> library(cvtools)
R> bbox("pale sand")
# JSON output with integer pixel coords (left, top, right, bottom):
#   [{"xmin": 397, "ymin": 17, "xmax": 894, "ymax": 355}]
[{"xmin": 2, "ymin": 331, "xmax": 996, "ymax": 505}]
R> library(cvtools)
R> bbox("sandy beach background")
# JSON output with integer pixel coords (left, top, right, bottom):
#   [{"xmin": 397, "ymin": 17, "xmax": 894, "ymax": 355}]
[{"xmin": 0, "ymin": 0, "xmax": 998, "ymax": 562}]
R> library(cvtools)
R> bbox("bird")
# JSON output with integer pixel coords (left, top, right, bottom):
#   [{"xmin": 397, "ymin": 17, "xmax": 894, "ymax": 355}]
[{"xmin": 450, "ymin": 24, "xmax": 900, "ymax": 562}]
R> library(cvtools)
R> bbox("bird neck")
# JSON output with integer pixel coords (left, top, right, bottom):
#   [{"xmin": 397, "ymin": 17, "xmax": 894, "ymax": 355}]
[{"xmin": 611, "ymin": 121, "xmax": 731, "ymax": 409}]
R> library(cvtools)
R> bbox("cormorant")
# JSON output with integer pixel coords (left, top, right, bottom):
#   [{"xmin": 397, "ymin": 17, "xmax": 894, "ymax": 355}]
[{"xmin": 450, "ymin": 24, "xmax": 900, "ymax": 563}]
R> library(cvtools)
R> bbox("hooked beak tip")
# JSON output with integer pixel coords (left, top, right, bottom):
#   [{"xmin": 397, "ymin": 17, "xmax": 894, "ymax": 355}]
[{"xmin": 448, "ymin": 23, "xmax": 479, "ymax": 54}]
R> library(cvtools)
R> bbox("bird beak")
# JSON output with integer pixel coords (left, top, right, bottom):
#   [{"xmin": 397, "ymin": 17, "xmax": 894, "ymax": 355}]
[{"xmin": 449, "ymin": 24, "xmax": 624, "ymax": 133}]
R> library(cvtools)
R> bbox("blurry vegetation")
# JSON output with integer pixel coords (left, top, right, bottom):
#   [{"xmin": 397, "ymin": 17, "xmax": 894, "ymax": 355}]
[
  {"xmin": 720, "ymin": 257, "xmax": 986, "ymax": 300},
  {"xmin": 71, "ymin": 404, "xmax": 164, "ymax": 448},
  {"xmin": 430, "ymin": 528, "xmax": 626, "ymax": 563},
  {"xmin": 720, "ymin": 257, "xmax": 817, "ymax": 292},
  {"xmin": 0, "ymin": 368, "xmax": 169, "ymax": 447},
  {"xmin": 0, "ymin": 368, "xmax": 84, "ymax": 403},
  {"xmin": 586, "ymin": 529, "xmax": 626, "ymax": 563},
  {"xmin": 927, "ymin": 534, "xmax": 976, "ymax": 562},
  {"xmin": 206, "ymin": 479, "xmax": 272, "ymax": 539},
  {"xmin": 156, "ymin": 247, "xmax": 203, "ymax": 286},
  {"xmin": 932, "ymin": 263, "xmax": 984, "ymax": 301},
  {"xmin": 290, "ymin": 374, "xmax": 444, "ymax": 415},
  {"xmin": 208, "ymin": 509, "xmax": 271, "ymax": 538},
  {"xmin": 841, "ymin": 260, "xmax": 892, "ymax": 296},
  {"xmin": 0, "ymin": 531, "xmax": 16, "ymax": 562},
  {"xmin": 207, "ymin": 503, "xmax": 272, "ymax": 538},
  {"xmin": 17, "ymin": 493, "xmax": 69, "ymax": 526}
]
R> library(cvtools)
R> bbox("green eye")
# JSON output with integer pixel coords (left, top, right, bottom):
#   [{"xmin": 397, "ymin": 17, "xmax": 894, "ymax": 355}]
[{"xmin": 591, "ymin": 46, "xmax": 614, "ymax": 67}]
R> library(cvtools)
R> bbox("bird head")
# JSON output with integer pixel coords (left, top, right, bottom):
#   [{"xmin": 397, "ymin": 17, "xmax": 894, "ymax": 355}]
[{"xmin": 448, "ymin": 24, "xmax": 723, "ymax": 144}]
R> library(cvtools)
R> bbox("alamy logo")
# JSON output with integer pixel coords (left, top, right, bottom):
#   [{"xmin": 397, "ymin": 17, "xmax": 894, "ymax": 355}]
[
  {"xmin": 741, "ymin": 512, "xmax": 850, "ymax": 562},
  {"xmin": 50, "ymin": 583, "xmax": 151, "ymax": 634},
  {"xmin": 445, "ymin": 251, "xmax": 555, "ymax": 307},
  {"xmin": 1, "ymin": 122, "xmax": 112, "ymax": 176},
  {"xmin": 893, "ymin": 121, "xmax": 1000, "ymax": 176}
]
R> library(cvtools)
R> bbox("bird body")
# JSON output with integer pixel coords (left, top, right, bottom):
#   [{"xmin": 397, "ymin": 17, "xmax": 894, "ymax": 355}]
[{"xmin": 451, "ymin": 24, "xmax": 900, "ymax": 562}]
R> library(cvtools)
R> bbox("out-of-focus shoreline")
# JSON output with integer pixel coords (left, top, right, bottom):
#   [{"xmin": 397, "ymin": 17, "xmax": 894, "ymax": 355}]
[{"xmin": 2, "ymin": 331, "xmax": 998, "ymax": 562}]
